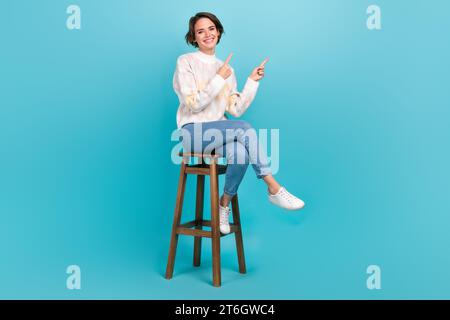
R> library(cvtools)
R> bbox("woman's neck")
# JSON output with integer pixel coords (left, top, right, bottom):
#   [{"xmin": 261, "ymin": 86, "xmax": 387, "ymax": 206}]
[{"xmin": 199, "ymin": 48, "xmax": 215, "ymax": 56}]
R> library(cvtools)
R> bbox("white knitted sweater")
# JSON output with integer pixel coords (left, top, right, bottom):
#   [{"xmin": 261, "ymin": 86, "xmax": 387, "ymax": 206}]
[{"xmin": 173, "ymin": 50, "xmax": 260, "ymax": 129}]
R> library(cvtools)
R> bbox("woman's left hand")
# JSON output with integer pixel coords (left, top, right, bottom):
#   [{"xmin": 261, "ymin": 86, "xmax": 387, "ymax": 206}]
[{"xmin": 249, "ymin": 58, "xmax": 269, "ymax": 81}]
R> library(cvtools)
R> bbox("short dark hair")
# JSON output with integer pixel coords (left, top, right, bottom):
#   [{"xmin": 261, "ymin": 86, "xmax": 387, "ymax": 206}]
[{"xmin": 185, "ymin": 12, "xmax": 224, "ymax": 48}]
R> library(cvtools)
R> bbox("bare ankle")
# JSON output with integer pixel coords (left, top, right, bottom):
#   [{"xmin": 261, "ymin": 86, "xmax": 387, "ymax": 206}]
[
  {"xmin": 268, "ymin": 185, "xmax": 281, "ymax": 195},
  {"xmin": 220, "ymin": 195, "xmax": 231, "ymax": 207}
]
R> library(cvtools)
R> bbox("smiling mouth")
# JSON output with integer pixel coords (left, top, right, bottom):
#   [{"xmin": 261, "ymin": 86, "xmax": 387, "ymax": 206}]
[{"xmin": 203, "ymin": 38, "xmax": 214, "ymax": 43}]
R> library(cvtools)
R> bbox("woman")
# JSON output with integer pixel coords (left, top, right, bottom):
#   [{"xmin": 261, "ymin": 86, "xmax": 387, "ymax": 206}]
[{"xmin": 174, "ymin": 12, "xmax": 305, "ymax": 234}]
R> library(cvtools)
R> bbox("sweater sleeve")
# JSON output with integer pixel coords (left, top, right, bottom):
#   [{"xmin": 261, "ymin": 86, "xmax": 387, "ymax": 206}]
[
  {"xmin": 173, "ymin": 56, "xmax": 226, "ymax": 114},
  {"xmin": 225, "ymin": 72, "xmax": 260, "ymax": 117}
]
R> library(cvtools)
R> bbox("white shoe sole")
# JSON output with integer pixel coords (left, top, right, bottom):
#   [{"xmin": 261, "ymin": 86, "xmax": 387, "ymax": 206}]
[{"xmin": 269, "ymin": 197, "xmax": 305, "ymax": 211}]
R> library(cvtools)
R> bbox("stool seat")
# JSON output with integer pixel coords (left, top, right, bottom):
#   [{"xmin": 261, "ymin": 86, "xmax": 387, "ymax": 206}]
[
  {"xmin": 165, "ymin": 152, "xmax": 246, "ymax": 287},
  {"xmin": 179, "ymin": 150, "xmax": 221, "ymax": 159},
  {"xmin": 185, "ymin": 163, "xmax": 228, "ymax": 176}
]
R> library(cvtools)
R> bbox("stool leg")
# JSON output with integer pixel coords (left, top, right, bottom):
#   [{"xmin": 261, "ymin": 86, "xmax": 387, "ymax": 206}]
[
  {"xmin": 165, "ymin": 162, "xmax": 187, "ymax": 280},
  {"xmin": 193, "ymin": 175, "xmax": 205, "ymax": 267},
  {"xmin": 209, "ymin": 159, "xmax": 221, "ymax": 287},
  {"xmin": 231, "ymin": 194, "xmax": 247, "ymax": 274}
]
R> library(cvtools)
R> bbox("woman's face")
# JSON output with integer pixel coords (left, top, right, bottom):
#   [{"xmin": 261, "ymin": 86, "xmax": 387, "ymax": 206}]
[{"xmin": 194, "ymin": 18, "xmax": 220, "ymax": 52}]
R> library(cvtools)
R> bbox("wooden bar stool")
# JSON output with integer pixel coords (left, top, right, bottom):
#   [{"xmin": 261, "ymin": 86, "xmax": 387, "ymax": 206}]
[{"xmin": 165, "ymin": 151, "xmax": 246, "ymax": 287}]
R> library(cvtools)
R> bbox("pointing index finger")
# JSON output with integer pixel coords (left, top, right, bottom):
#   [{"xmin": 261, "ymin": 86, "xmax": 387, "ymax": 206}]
[
  {"xmin": 260, "ymin": 57, "xmax": 269, "ymax": 67},
  {"xmin": 224, "ymin": 53, "xmax": 233, "ymax": 65}
]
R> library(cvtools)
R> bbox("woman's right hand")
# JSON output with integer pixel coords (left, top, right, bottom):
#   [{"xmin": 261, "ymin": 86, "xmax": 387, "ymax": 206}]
[{"xmin": 217, "ymin": 53, "xmax": 233, "ymax": 80}]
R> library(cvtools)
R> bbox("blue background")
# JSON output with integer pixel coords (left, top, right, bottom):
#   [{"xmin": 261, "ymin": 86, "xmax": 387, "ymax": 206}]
[{"xmin": 1, "ymin": 0, "xmax": 449, "ymax": 299}]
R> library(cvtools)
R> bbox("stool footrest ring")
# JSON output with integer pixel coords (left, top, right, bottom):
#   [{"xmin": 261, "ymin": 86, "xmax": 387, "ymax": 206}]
[{"xmin": 177, "ymin": 219, "xmax": 239, "ymax": 237}]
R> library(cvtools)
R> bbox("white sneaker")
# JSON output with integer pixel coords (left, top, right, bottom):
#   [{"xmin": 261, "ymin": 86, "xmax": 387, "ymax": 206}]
[
  {"xmin": 268, "ymin": 187, "xmax": 305, "ymax": 210},
  {"xmin": 219, "ymin": 205, "xmax": 231, "ymax": 234}
]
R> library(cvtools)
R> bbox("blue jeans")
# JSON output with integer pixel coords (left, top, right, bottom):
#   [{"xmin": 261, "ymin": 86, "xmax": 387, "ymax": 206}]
[{"xmin": 180, "ymin": 120, "xmax": 272, "ymax": 197}]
